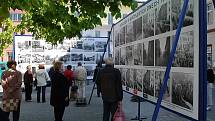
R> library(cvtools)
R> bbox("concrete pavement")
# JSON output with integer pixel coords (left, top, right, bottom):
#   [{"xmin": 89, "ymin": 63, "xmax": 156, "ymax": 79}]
[{"xmin": 1, "ymin": 82, "xmax": 214, "ymax": 121}]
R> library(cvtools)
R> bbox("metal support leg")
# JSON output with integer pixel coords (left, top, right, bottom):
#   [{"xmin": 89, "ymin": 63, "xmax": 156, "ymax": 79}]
[{"xmin": 131, "ymin": 97, "xmax": 147, "ymax": 121}]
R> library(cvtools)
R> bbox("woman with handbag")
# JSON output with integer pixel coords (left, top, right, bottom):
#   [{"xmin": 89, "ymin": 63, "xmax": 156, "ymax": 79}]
[
  {"xmin": 50, "ymin": 61, "xmax": 70, "ymax": 121},
  {"xmin": 1, "ymin": 60, "xmax": 22, "ymax": 121}
]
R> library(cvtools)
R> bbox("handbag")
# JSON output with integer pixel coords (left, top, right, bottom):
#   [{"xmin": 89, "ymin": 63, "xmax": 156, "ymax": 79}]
[
  {"xmin": 71, "ymin": 81, "xmax": 78, "ymax": 91},
  {"xmin": 113, "ymin": 103, "xmax": 126, "ymax": 121},
  {"xmin": 2, "ymin": 99, "xmax": 19, "ymax": 112}
]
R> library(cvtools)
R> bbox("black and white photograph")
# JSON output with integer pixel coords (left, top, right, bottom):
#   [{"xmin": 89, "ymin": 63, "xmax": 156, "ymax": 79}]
[
  {"xmin": 134, "ymin": 43, "xmax": 142, "ymax": 65},
  {"xmin": 129, "ymin": 69, "xmax": 135, "ymax": 88},
  {"xmin": 70, "ymin": 41, "xmax": 83, "ymax": 52},
  {"xmin": 142, "ymin": 12, "xmax": 154, "ymax": 39},
  {"xmin": 143, "ymin": 40, "xmax": 154, "ymax": 66},
  {"xmin": 32, "ymin": 41, "xmax": 45, "ymax": 52},
  {"xmin": 115, "ymin": 49, "xmax": 120, "ymax": 65},
  {"xmin": 120, "ymin": 47, "xmax": 126, "ymax": 65},
  {"xmin": 56, "ymin": 40, "xmax": 71, "ymax": 52},
  {"xmin": 95, "ymin": 41, "xmax": 106, "ymax": 52},
  {"xmin": 59, "ymin": 52, "xmax": 71, "ymax": 64},
  {"xmin": 32, "ymin": 53, "xmax": 45, "ymax": 63},
  {"xmin": 133, "ymin": 17, "xmax": 142, "ymax": 41},
  {"xmin": 45, "ymin": 42, "xmax": 57, "ymax": 50},
  {"xmin": 120, "ymin": 27, "xmax": 126, "ymax": 45},
  {"xmin": 84, "ymin": 53, "xmax": 95, "ymax": 64},
  {"xmin": 173, "ymin": 31, "xmax": 194, "ymax": 67},
  {"xmin": 171, "ymin": 0, "xmax": 194, "ymax": 30},
  {"xmin": 155, "ymin": 2, "xmax": 170, "ymax": 35},
  {"xmin": 155, "ymin": 71, "xmax": 170, "ymax": 102},
  {"xmin": 17, "ymin": 41, "xmax": 31, "ymax": 52},
  {"xmin": 95, "ymin": 53, "xmax": 103, "ymax": 63},
  {"xmin": 172, "ymin": 72, "xmax": 193, "ymax": 110},
  {"xmin": 45, "ymin": 54, "xmax": 58, "ymax": 65},
  {"xmin": 133, "ymin": 69, "xmax": 143, "ymax": 92},
  {"xmin": 84, "ymin": 65, "xmax": 95, "ymax": 77},
  {"xmin": 126, "ymin": 23, "xmax": 134, "ymax": 43},
  {"xmin": 126, "ymin": 45, "xmax": 134, "ymax": 65},
  {"xmin": 18, "ymin": 54, "xmax": 31, "ymax": 64},
  {"xmin": 83, "ymin": 40, "xmax": 95, "ymax": 51},
  {"xmin": 115, "ymin": 32, "xmax": 120, "ymax": 47},
  {"xmin": 121, "ymin": 68, "xmax": 127, "ymax": 86},
  {"xmin": 155, "ymin": 36, "xmax": 171, "ymax": 66},
  {"xmin": 142, "ymin": 70, "xmax": 154, "ymax": 96},
  {"xmin": 125, "ymin": 69, "xmax": 133, "ymax": 88},
  {"xmin": 70, "ymin": 40, "xmax": 81, "ymax": 51},
  {"xmin": 71, "ymin": 53, "xmax": 83, "ymax": 61}
]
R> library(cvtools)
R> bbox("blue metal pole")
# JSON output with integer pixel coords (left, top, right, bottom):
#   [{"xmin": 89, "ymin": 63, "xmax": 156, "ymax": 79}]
[
  {"xmin": 12, "ymin": 33, "xmax": 15, "ymax": 61},
  {"xmin": 199, "ymin": 0, "xmax": 207, "ymax": 120},
  {"xmin": 151, "ymin": 0, "xmax": 189, "ymax": 121},
  {"xmin": 88, "ymin": 24, "xmax": 114, "ymax": 104}
]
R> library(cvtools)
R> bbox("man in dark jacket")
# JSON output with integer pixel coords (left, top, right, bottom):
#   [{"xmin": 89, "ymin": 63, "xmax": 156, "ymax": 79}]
[
  {"xmin": 97, "ymin": 57, "xmax": 123, "ymax": 121},
  {"xmin": 93, "ymin": 62, "xmax": 102, "ymax": 97}
]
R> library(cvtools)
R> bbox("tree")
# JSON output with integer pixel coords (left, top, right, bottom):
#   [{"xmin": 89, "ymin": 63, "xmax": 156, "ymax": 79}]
[
  {"xmin": 0, "ymin": 0, "xmax": 137, "ymax": 56},
  {"xmin": 0, "ymin": 18, "xmax": 16, "ymax": 56}
]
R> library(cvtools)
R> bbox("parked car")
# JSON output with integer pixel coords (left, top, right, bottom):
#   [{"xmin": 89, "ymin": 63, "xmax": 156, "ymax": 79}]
[{"xmin": 0, "ymin": 62, "xmax": 8, "ymax": 97}]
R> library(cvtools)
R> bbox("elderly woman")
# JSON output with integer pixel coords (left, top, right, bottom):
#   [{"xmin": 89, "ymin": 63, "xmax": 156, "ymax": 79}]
[
  {"xmin": 24, "ymin": 65, "xmax": 33, "ymax": 102},
  {"xmin": 35, "ymin": 64, "xmax": 50, "ymax": 103},
  {"xmin": 1, "ymin": 60, "xmax": 22, "ymax": 121},
  {"xmin": 50, "ymin": 61, "xmax": 69, "ymax": 121}
]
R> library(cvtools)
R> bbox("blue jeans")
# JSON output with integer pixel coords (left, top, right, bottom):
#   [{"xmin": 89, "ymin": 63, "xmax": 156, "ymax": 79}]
[{"xmin": 37, "ymin": 86, "xmax": 46, "ymax": 102}]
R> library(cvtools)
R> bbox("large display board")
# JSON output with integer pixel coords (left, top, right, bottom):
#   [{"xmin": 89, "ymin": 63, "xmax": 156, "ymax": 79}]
[
  {"xmin": 14, "ymin": 35, "xmax": 109, "ymax": 79},
  {"xmin": 113, "ymin": 0, "xmax": 199, "ymax": 119}
]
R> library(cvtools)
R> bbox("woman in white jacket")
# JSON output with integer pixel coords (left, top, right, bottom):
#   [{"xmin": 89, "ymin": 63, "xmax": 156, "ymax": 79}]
[{"xmin": 36, "ymin": 64, "xmax": 50, "ymax": 103}]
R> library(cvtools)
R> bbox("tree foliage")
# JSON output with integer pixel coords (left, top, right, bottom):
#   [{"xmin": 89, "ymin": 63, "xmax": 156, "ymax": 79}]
[
  {"xmin": 0, "ymin": 18, "xmax": 16, "ymax": 56},
  {"xmin": 0, "ymin": 0, "xmax": 137, "ymax": 55}
]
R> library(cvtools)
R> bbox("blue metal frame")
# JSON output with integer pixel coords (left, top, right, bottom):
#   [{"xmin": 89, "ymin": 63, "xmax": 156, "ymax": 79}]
[
  {"xmin": 199, "ymin": 0, "xmax": 207, "ymax": 120},
  {"xmin": 151, "ymin": 0, "xmax": 190, "ymax": 120},
  {"xmin": 88, "ymin": 24, "xmax": 114, "ymax": 104},
  {"xmin": 12, "ymin": 33, "xmax": 15, "ymax": 61}
]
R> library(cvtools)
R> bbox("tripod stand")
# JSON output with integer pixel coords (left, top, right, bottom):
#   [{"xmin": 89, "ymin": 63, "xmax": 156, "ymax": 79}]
[{"xmin": 88, "ymin": 26, "xmax": 113, "ymax": 105}]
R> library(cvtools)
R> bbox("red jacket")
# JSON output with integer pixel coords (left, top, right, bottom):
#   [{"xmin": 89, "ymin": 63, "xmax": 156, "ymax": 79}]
[{"xmin": 64, "ymin": 70, "xmax": 74, "ymax": 82}]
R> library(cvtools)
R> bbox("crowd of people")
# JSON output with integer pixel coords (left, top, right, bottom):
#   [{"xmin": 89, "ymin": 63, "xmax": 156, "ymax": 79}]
[{"xmin": 0, "ymin": 57, "xmax": 123, "ymax": 121}]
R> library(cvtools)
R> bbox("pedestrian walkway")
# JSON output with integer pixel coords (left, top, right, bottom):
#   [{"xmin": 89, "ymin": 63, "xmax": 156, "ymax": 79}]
[{"xmin": 1, "ymin": 82, "xmax": 212, "ymax": 121}]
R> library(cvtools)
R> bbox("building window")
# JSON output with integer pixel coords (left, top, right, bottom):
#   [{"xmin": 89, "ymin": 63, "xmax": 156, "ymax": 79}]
[
  {"xmin": 7, "ymin": 52, "xmax": 12, "ymax": 61},
  {"xmin": 108, "ymin": 13, "xmax": 113, "ymax": 25},
  {"xmin": 10, "ymin": 13, "xmax": 22, "ymax": 21},
  {"xmin": 208, "ymin": 3, "xmax": 214, "ymax": 25},
  {"xmin": 95, "ymin": 31, "xmax": 100, "ymax": 37}
]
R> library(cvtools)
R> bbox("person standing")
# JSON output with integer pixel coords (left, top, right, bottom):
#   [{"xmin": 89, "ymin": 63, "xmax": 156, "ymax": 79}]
[
  {"xmin": 74, "ymin": 62, "xmax": 87, "ymax": 105},
  {"xmin": 1, "ymin": 60, "xmax": 22, "ymax": 121},
  {"xmin": 35, "ymin": 64, "xmax": 50, "ymax": 103},
  {"xmin": 50, "ymin": 61, "xmax": 69, "ymax": 121},
  {"xmin": 97, "ymin": 57, "xmax": 123, "ymax": 121},
  {"xmin": 24, "ymin": 65, "xmax": 33, "ymax": 102},
  {"xmin": 93, "ymin": 62, "xmax": 102, "ymax": 97},
  {"xmin": 64, "ymin": 65, "xmax": 76, "ymax": 101},
  {"xmin": 207, "ymin": 63, "xmax": 214, "ymax": 111}
]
